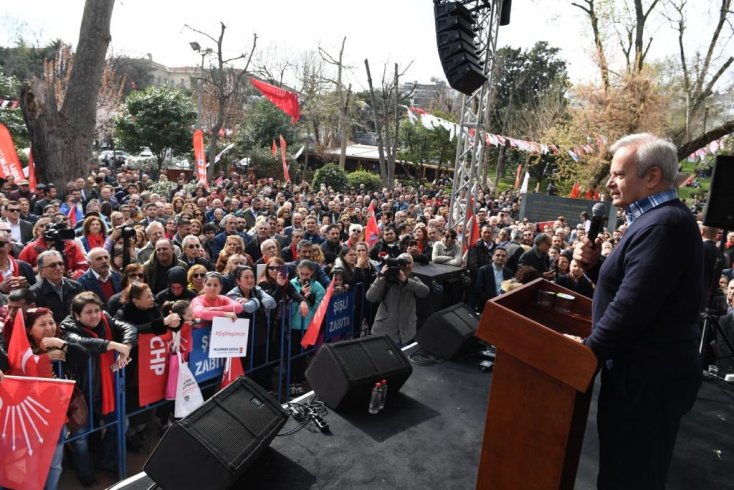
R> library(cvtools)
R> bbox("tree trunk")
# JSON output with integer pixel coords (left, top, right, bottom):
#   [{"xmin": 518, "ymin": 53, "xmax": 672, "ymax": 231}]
[
  {"xmin": 364, "ymin": 59, "xmax": 387, "ymax": 185},
  {"xmin": 677, "ymin": 120, "xmax": 734, "ymax": 161},
  {"xmin": 20, "ymin": 0, "xmax": 115, "ymax": 186}
]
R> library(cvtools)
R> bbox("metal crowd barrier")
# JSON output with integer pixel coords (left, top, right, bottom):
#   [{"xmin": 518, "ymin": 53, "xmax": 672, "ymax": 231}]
[{"xmin": 58, "ymin": 281, "xmax": 374, "ymax": 480}]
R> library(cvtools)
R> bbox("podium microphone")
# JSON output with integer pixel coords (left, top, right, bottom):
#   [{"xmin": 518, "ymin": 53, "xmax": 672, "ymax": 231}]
[{"xmin": 587, "ymin": 202, "xmax": 607, "ymax": 247}]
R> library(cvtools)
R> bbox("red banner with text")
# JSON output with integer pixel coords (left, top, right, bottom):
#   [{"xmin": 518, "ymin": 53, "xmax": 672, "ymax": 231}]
[{"xmin": 193, "ymin": 129, "xmax": 208, "ymax": 188}]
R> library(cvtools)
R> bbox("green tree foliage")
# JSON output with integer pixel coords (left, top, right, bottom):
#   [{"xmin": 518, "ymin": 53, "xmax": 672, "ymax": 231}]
[
  {"xmin": 0, "ymin": 71, "xmax": 28, "ymax": 148},
  {"xmin": 0, "ymin": 40, "xmax": 62, "ymax": 81},
  {"xmin": 398, "ymin": 116, "xmax": 456, "ymax": 182},
  {"xmin": 347, "ymin": 170, "xmax": 382, "ymax": 191},
  {"xmin": 114, "ymin": 86, "xmax": 196, "ymax": 167},
  {"xmin": 247, "ymin": 146, "xmax": 286, "ymax": 180},
  {"xmin": 491, "ymin": 41, "xmax": 569, "ymax": 134},
  {"xmin": 234, "ymin": 98, "xmax": 298, "ymax": 152},
  {"xmin": 108, "ymin": 56, "xmax": 155, "ymax": 96},
  {"xmin": 313, "ymin": 163, "xmax": 348, "ymax": 191}
]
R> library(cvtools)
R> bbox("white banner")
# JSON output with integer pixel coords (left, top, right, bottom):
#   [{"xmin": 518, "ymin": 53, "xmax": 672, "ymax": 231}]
[{"xmin": 208, "ymin": 317, "xmax": 250, "ymax": 358}]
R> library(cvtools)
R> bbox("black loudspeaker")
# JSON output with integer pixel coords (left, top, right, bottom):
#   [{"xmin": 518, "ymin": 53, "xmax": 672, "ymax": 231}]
[
  {"xmin": 703, "ymin": 155, "xmax": 734, "ymax": 230},
  {"xmin": 305, "ymin": 335, "xmax": 412, "ymax": 410},
  {"xmin": 417, "ymin": 303, "xmax": 479, "ymax": 360},
  {"xmin": 500, "ymin": 0, "xmax": 513, "ymax": 26},
  {"xmin": 144, "ymin": 377, "xmax": 288, "ymax": 490},
  {"xmin": 434, "ymin": 2, "xmax": 487, "ymax": 95}
]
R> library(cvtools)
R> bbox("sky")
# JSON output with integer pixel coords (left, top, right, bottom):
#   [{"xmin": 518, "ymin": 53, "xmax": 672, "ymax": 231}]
[{"xmin": 0, "ymin": 0, "xmax": 728, "ymax": 92}]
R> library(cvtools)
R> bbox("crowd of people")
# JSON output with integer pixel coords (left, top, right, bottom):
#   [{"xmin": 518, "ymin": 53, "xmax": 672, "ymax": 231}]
[{"xmin": 0, "ymin": 145, "xmax": 732, "ymax": 489}]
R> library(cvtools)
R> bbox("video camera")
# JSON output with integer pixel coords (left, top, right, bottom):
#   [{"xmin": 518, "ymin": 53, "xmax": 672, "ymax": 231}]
[
  {"xmin": 121, "ymin": 226, "xmax": 136, "ymax": 239},
  {"xmin": 385, "ymin": 257, "xmax": 410, "ymax": 283},
  {"xmin": 44, "ymin": 222, "xmax": 76, "ymax": 253}
]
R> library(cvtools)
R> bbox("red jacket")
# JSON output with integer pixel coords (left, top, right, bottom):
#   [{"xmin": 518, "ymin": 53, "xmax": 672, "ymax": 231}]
[{"xmin": 19, "ymin": 237, "xmax": 89, "ymax": 278}]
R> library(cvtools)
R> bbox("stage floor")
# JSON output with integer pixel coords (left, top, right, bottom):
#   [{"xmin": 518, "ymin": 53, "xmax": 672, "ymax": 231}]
[{"xmin": 101, "ymin": 345, "xmax": 734, "ymax": 489}]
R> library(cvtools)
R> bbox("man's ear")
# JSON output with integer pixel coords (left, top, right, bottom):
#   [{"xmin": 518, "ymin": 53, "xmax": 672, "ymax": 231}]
[{"xmin": 646, "ymin": 166, "xmax": 663, "ymax": 188}]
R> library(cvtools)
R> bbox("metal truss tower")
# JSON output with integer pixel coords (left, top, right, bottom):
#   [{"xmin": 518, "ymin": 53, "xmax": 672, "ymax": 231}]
[{"xmin": 446, "ymin": 0, "xmax": 503, "ymax": 243}]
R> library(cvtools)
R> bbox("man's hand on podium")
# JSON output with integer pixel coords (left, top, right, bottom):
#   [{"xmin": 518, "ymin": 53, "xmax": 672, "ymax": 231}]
[{"xmin": 563, "ymin": 334, "xmax": 584, "ymax": 343}]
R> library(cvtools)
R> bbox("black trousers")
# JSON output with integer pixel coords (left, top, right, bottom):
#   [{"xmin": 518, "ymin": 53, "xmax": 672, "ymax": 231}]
[{"xmin": 596, "ymin": 352, "xmax": 701, "ymax": 489}]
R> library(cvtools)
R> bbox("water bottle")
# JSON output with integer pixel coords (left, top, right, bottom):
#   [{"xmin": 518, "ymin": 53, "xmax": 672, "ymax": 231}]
[
  {"xmin": 368, "ymin": 382, "xmax": 381, "ymax": 414},
  {"xmin": 378, "ymin": 379, "xmax": 387, "ymax": 411}
]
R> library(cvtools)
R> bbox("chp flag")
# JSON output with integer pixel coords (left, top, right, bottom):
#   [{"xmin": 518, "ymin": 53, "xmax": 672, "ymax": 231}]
[
  {"xmin": 193, "ymin": 129, "xmax": 208, "ymax": 187},
  {"xmin": 0, "ymin": 376, "xmax": 75, "ymax": 490}
]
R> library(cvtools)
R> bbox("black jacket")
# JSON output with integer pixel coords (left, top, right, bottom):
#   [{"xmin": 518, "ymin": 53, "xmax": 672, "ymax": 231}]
[{"xmin": 30, "ymin": 278, "xmax": 84, "ymax": 325}]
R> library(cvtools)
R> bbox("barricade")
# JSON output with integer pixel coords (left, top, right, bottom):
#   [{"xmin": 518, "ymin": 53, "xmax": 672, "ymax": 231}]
[{"xmin": 56, "ymin": 281, "xmax": 374, "ymax": 480}]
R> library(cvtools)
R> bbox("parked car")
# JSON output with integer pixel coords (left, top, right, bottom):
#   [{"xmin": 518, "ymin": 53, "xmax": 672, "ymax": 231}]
[{"xmin": 98, "ymin": 150, "xmax": 129, "ymax": 163}]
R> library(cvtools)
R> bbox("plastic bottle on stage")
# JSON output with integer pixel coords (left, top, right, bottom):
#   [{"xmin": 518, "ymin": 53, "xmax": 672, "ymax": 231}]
[
  {"xmin": 378, "ymin": 379, "xmax": 387, "ymax": 411},
  {"xmin": 369, "ymin": 382, "xmax": 381, "ymax": 414}
]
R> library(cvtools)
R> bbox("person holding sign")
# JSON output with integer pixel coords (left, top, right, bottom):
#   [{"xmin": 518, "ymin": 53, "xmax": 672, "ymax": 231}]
[
  {"xmin": 226, "ymin": 265, "xmax": 276, "ymax": 389},
  {"xmin": 190, "ymin": 272, "xmax": 244, "ymax": 326}
]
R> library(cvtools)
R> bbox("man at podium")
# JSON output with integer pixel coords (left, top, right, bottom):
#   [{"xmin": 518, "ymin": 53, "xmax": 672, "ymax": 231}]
[{"xmin": 574, "ymin": 133, "xmax": 702, "ymax": 489}]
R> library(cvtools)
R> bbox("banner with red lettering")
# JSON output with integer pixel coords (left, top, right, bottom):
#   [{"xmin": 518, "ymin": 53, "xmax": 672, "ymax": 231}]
[
  {"xmin": 301, "ymin": 281, "xmax": 335, "ymax": 348},
  {"xmin": 0, "ymin": 376, "xmax": 74, "ymax": 490},
  {"xmin": 249, "ymin": 78, "xmax": 300, "ymax": 125},
  {"xmin": 28, "ymin": 147, "xmax": 37, "ymax": 192},
  {"xmin": 0, "ymin": 124, "xmax": 25, "ymax": 181},
  {"xmin": 365, "ymin": 203, "xmax": 380, "ymax": 248},
  {"xmin": 193, "ymin": 129, "xmax": 208, "ymax": 188},
  {"xmin": 279, "ymin": 134, "xmax": 290, "ymax": 182}
]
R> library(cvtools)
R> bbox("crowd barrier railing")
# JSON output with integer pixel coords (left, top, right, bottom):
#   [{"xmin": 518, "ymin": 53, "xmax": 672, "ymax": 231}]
[{"xmin": 56, "ymin": 280, "xmax": 375, "ymax": 480}]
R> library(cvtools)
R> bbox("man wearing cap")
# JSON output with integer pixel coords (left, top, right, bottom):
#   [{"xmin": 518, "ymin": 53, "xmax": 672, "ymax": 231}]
[{"xmin": 9, "ymin": 179, "xmax": 33, "ymax": 201}]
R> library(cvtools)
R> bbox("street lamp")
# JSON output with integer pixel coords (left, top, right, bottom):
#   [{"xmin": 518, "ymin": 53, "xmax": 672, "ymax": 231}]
[{"xmin": 190, "ymin": 42, "xmax": 212, "ymax": 129}]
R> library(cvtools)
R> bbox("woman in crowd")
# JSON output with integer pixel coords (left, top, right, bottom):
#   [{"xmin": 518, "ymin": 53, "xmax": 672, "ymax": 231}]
[
  {"xmin": 259, "ymin": 257, "xmax": 309, "ymax": 319},
  {"xmin": 216, "ymin": 235, "xmax": 246, "ymax": 272},
  {"xmin": 80, "ymin": 216, "xmax": 107, "ymax": 253},
  {"xmin": 432, "ymin": 229, "xmax": 463, "ymax": 266},
  {"xmin": 156, "ymin": 266, "xmax": 197, "ymax": 305},
  {"xmin": 336, "ymin": 246, "xmax": 375, "ymax": 289},
  {"xmin": 412, "ymin": 225, "xmax": 432, "ymax": 262},
  {"xmin": 190, "ymin": 218, "xmax": 203, "ymax": 240},
  {"xmin": 226, "ymin": 265, "xmax": 277, "ymax": 389},
  {"xmin": 187, "ymin": 264, "xmax": 208, "ymax": 294},
  {"xmin": 190, "ymin": 272, "xmax": 244, "ymax": 326},
  {"xmin": 60, "ymin": 292, "xmax": 137, "ymax": 482},
  {"xmin": 8, "ymin": 307, "xmax": 90, "ymax": 488},
  {"xmin": 289, "ymin": 260, "xmax": 326, "ymax": 380},
  {"xmin": 106, "ymin": 263, "xmax": 145, "ymax": 316}
]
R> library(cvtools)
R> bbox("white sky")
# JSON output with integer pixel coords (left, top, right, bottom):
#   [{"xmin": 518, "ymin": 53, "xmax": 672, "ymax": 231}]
[{"xmin": 0, "ymin": 0, "xmax": 729, "ymax": 91}]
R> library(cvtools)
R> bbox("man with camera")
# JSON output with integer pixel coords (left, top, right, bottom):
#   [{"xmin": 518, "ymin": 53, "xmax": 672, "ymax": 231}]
[
  {"xmin": 19, "ymin": 220, "xmax": 88, "ymax": 277},
  {"xmin": 366, "ymin": 253, "xmax": 430, "ymax": 345}
]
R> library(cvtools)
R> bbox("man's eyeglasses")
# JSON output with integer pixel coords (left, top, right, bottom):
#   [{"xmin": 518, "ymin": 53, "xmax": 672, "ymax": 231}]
[
  {"xmin": 7, "ymin": 209, "xmax": 20, "ymax": 213},
  {"xmin": 43, "ymin": 261, "xmax": 65, "ymax": 269},
  {"xmin": 187, "ymin": 244, "xmax": 201, "ymax": 248}
]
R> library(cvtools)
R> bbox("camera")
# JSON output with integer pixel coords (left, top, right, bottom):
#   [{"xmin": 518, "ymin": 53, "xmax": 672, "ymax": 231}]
[
  {"xmin": 385, "ymin": 243, "xmax": 401, "ymax": 259},
  {"xmin": 385, "ymin": 257, "xmax": 410, "ymax": 283},
  {"xmin": 44, "ymin": 222, "xmax": 76, "ymax": 243},
  {"xmin": 121, "ymin": 226, "xmax": 136, "ymax": 239}
]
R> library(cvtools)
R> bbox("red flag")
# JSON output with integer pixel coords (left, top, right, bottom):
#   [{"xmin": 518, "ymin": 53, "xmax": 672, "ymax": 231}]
[
  {"xmin": 0, "ymin": 124, "xmax": 25, "ymax": 181},
  {"xmin": 301, "ymin": 282, "xmax": 335, "ymax": 348},
  {"xmin": 365, "ymin": 203, "xmax": 380, "ymax": 248},
  {"xmin": 28, "ymin": 147, "xmax": 37, "ymax": 192},
  {"xmin": 220, "ymin": 357, "xmax": 245, "ymax": 390},
  {"xmin": 514, "ymin": 164, "xmax": 523, "ymax": 189},
  {"xmin": 137, "ymin": 332, "xmax": 172, "ymax": 406},
  {"xmin": 249, "ymin": 78, "xmax": 300, "ymax": 125},
  {"xmin": 271, "ymin": 139, "xmax": 278, "ymax": 156},
  {"xmin": 193, "ymin": 129, "xmax": 208, "ymax": 188},
  {"xmin": 279, "ymin": 134, "xmax": 290, "ymax": 182},
  {"xmin": 7, "ymin": 311, "xmax": 52, "ymax": 378},
  {"xmin": 67, "ymin": 204, "xmax": 77, "ymax": 227},
  {"xmin": 569, "ymin": 182, "xmax": 581, "ymax": 199},
  {"xmin": 0, "ymin": 376, "xmax": 75, "ymax": 490},
  {"xmin": 464, "ymin": 198, "xmax": 480, "ymax": 253}
]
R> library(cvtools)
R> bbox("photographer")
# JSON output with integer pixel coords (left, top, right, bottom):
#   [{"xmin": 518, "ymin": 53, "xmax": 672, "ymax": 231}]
[
  {"xmin": 366, "ymin": 253, "xmax": 430, "ymax": 345},
  {"xmin": 18, "ymin": 219, "xmax": 89, "ymax": 277}
]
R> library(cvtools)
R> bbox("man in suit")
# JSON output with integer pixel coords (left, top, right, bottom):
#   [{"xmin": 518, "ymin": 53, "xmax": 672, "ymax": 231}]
[
  {"xmin": 77, "ymin": 248, "xmax": 122, "ymax": 304},
  {"xmin": 475, "ymin": 247, "xmax": 513, "ymax": 311},
  {"xmin": 2, "ymin": 200, "xmax": 33, "ymax": 245},
  {"xmin": 519, "ymin": 233, "xmax": 553, "ymax": 279},
  {"xmin": 30, "ymin": 250, "xmax": 84, "ymax": 324},
  {"xmin": 574, "ymin": 133, "xmax": 702, "ymax": 489}
]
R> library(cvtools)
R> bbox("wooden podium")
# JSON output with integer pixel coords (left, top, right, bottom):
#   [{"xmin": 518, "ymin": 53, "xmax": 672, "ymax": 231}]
[{"xmin": 475, "ymin": 278, "xmax": 598, "ymax": 490}]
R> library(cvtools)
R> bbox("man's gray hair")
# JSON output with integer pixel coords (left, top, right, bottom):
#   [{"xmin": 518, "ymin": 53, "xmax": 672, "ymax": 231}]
[
  {"xmin": 534, "ymin": 233, "xmax": 552, "ymax": 247},
  {"xmin": 181, "ymin": 234, "xmax": 200, "ymax": 249},
  {"xmin": 609, "ymin": 133, "xmax": 678, "ymax": 186},
  {"xmin": 397, "ymin": 253, "xmax": 414, "ymax": 264},
  {"xmin": 38, "ymin": 250, "xmax": 63, "ymax": 268},
  {"xmin": 511, "ymin": 228, "xmax": 524, "ymax": 241}
]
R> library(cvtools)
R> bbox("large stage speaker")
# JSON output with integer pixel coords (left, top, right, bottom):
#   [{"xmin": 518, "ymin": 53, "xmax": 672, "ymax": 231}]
[
  {"xmin": 305, "ymin": 335, "xmax": 412, "ymax": 410},
  {"xmin": 417, "ymin": 303, "xmax": 479, "ymax": 360},
  {"xmin": 144, "ymin": 377, "xmax": 288, "ymax": 490},
  {"xmin": 703, "ymin": 155, "xmax": 734, "ymax": 230},
  {"xmin": 434, "ymin": 2, "xmax": 487, "ymax": 95}
]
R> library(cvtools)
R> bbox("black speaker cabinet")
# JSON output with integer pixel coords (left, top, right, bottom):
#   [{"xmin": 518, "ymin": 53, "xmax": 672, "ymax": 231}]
[
  {"xmin": 703, "ymin": 155, "xmax": 734, "ymax": 230},
  {"xmin": 305, "ymin": 335, "xmax": 412, "ymax": 411},
  {"xmin": 144, "ymin": 376, "xmax": 288, "ymax": 490},
  {"xmin": 417, "ymin": 303, "xmax": 479, "ymax": 360}
]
